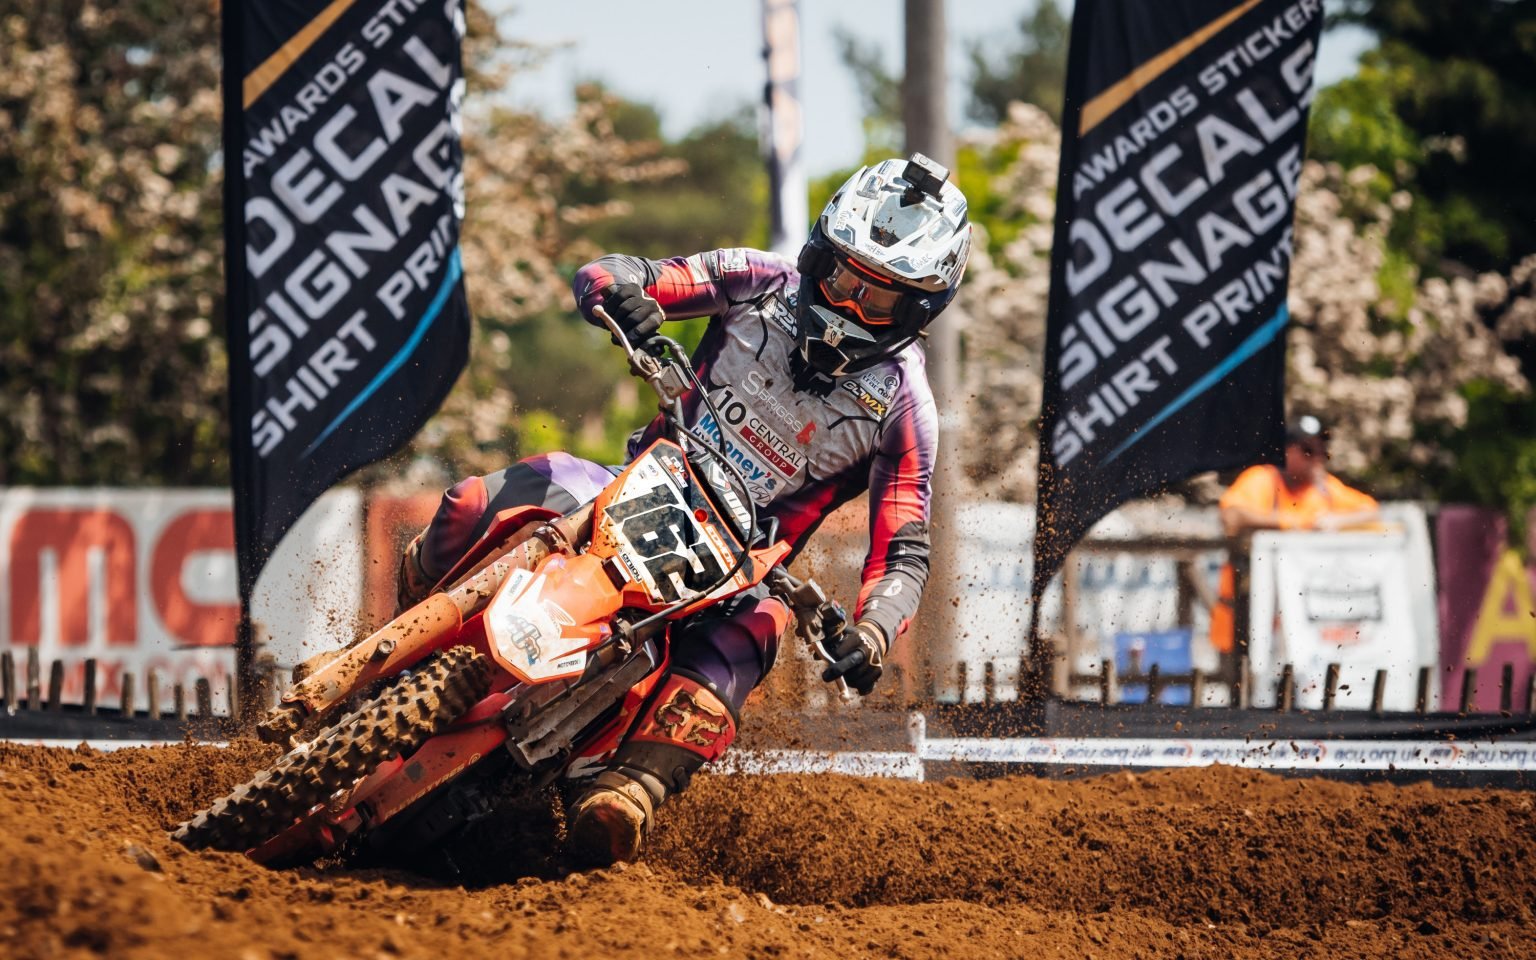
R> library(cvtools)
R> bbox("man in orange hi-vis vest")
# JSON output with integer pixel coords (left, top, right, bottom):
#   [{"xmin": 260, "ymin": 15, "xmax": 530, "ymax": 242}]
[{"xmin": 1210, "ymin": 415, "xmax": 1382, "ymax": 654}]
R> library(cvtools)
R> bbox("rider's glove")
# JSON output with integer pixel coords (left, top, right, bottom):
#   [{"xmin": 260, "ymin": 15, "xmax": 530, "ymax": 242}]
[
  {"xmin": 596, "ymin": 282, "xmax": 664, "ymax": 347},
  {"xmin": 823, "ymin": 620, "xmax": 887, "ymax": 696}
]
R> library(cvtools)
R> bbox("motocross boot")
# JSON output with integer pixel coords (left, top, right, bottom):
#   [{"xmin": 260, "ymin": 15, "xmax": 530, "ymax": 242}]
[
  {"xmin": 567, "ymin": 671, "xmax": 738, "ymax": 867},
  {"xmin": 396, "ymin": 530, "xmax": 435, "ymax": 612}
]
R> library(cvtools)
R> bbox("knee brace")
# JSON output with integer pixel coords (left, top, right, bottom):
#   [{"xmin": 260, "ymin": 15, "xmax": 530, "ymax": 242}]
[{"xmin": 608, "ymin": 671, "xmax": 739, "ymax": 808}]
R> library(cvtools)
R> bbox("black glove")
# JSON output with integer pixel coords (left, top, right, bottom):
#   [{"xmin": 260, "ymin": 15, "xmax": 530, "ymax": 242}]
[
  {"xmin": 595, "ymin": 282, "xmax": 664, "ymax": 347},
  {"xmin": 822, "ymin": 620, "xmax": 887, "ymax": 696}
]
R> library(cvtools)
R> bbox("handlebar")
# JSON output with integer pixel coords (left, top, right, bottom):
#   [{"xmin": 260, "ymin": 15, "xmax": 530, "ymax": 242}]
[
  {"xmin": 764, "ymin": 564, "xmax": 855, "ymax": 698},
  {"xmin": 593, "ymin": 302, "xmax": 762, "ymax": 639},
  {"xmin": 595, "ymin": 304, "xmax": 854, "ymax": 698}
]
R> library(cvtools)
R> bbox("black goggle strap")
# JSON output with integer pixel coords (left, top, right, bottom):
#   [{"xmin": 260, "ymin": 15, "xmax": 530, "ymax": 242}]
[{"xmin": 797, "ymin": 238, "xmax": 837, "ymax": 279}]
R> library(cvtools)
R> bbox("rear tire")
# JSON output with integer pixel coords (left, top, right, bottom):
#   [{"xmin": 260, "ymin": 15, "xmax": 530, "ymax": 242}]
[{"xmin": 172, "ymin": 645, "xmax": 492, "ymax": 853}]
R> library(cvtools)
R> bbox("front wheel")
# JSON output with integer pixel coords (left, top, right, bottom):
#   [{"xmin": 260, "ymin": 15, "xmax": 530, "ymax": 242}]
[{"xmin": 172, "ymin": 645, "xmax": 492, "ymax": 853}]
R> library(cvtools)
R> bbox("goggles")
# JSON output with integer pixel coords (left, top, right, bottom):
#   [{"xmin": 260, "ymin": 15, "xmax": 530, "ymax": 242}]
[{"xmin": 817, "ymin": 257, "xmax": 906, "ymax": 326}]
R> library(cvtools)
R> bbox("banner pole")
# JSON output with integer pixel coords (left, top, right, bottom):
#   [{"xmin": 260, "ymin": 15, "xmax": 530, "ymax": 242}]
[{"xmin": 220, "ymin": 0, "xmax": 259, "ymax": 726}]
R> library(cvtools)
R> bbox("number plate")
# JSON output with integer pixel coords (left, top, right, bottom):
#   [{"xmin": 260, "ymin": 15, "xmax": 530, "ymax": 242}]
[{"xmin": 598, "ymin": 445, "xmax": 744, "ymax": 604}]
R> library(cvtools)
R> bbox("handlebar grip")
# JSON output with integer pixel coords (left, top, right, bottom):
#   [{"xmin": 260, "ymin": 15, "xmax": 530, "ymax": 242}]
[{"xmin": 821, "ymin": 648, "xmax": 866, "ymax": 683}]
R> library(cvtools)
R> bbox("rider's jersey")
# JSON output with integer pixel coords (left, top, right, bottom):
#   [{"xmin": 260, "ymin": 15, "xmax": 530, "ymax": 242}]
[{"xmin": 573, "ymin": 248, "xmax": 937, "ymax": 644}]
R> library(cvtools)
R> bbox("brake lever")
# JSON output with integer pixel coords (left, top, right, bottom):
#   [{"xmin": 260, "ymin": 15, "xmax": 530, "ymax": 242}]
[
  {"xmin": 593, "ymin": 305, "xmax": 690, "ymax": 403},
  {"xmin": 765, "ymin": 566, "xmax": 853, "ymax": 698}
]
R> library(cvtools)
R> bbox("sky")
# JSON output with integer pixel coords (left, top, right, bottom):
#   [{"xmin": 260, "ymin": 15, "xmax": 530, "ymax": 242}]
[{"xmin": 495, "ymin": 1, "xmax": 1376, "ymax": 177}]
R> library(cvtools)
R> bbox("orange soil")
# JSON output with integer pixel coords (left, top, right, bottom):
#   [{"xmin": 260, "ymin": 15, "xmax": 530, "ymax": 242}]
[{"xmin": 1, "ymin": 741, "xmax": 1532, "ymax": 959}]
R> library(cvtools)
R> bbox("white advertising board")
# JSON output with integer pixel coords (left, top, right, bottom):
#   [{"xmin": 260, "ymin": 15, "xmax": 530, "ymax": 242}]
[{"xmin": 1246, "ymin": 505, "xmax": 1439, "ymax": 710}]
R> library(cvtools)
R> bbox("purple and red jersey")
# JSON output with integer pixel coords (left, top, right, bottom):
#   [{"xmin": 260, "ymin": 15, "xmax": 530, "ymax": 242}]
[{"xmin": 573, "ymin": 248, "xmax": 938, "ymax": 644}]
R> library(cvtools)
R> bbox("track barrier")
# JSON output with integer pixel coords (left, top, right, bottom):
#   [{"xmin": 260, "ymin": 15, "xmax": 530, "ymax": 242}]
[{"xmin": 5, "ymin": 651, "xmax": 1533, "ymax": 788}]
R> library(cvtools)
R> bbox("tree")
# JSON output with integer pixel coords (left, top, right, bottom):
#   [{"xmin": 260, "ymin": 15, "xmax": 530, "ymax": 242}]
[
  {"xmin": 0, "ymin": 0, "xmax": 226, "ymax": 485},
  {"xmin": 966, "ymin": 0, "xmax": 1070, "ymax": 125},
  {"xmin": 951, "ymin": 104, "xmax": 1536, "ymax": 528},
  {"xmin": 1312, "ymin": 0, "xmax": 1536, "ymax": 272},
  {"xmin": 574, "ymin": 96, "xmax": 769, "ymax": 259},
  {"xmin": 0, "ymin": 2, "xmax": 699, "ymax": 487}
]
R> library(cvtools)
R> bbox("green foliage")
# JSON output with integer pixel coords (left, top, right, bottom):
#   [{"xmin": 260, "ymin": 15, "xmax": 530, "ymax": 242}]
[
  {"xmin": 966, "ymin": 0, "xmax": 1070, "ymax": 125},
  {"xmin": 0, "ymin": 3, "xmax": 771, "ymax": 486},
  {"xmin": 1309, "ymin": 64, "xmax": 1422, "ymax": 176},
  {"xmin": 955, "ymin": 141, "xmax": 1028, "ymax": 259},
  {"xmin": 1302, "ymin": 2, "xmax": 1536, "ymax": 537},
  {"xmin": 582, "ymin": 105, "xmax": 770, "ymax": 258},
  {"xmin": 832, "ymin": 28, "xmax": 902, "ymax": 156},
  {"xmin": 1315, "ymin": 1, "xmax": 1536, "ymax": 271},
  {"xmin": 1373, "ymin": 247, "xmax": 1418, "ymax": 325},
  {"xmin": 483, "ymin": 89, "xmax": 766, "ymax": 467},
  {"xmin": 1437, "ymin": 381, "xmax": 1536, "ymax": 545},
  {"xmin": 0, "ymin": 1, "xmax": 226, "ymax": 486}
]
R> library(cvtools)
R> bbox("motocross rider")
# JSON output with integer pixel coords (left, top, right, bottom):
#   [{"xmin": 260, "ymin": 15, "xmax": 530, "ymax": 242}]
[{"xmin": 397, "ymin": 154, "xmax": 971, "ymax": 867}]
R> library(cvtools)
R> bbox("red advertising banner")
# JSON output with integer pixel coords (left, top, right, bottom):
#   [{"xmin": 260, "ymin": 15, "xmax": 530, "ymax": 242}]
[
  {"xmin": 0, "ymin": 488, "xmax": 376, "ymax": 709},
  {"xmin": 0, "ymin": 490, "xmax": 238, "ymax": 706},
  {"xmin": 361, "ymin": 492, "xmax": 440, "ymax": 627}
]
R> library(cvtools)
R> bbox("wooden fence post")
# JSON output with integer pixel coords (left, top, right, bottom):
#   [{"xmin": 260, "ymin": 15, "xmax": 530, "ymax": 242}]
[
  {"xmin": 1323, "ymin": 662, "xmax": 1340, "ymax": 711},
  {"xmin": 1370, "ymin": 669, "xmax": 1388, "ymax": 715},
  {"xmin": 46, "ymin": 660, "xmax": 64, "ymax": 711},
  {"xmin": 119, "ymin": 672, "xmax": 135, "ymax": 718},
  {"xmin": 1099, "ymin": 658, "xmax": 1117, "ymax": 705},
  {"xmin": 1050, "ymin": 642, "xmax": 1069, "ymax": 699},
  {"xmin": 1416, "ymin": 667, "xmax": 1431, "ymax": 715},
  {"xmin": 83, "ymin": 659, "xmax": 98, "ymax": 715},
  {"xmin": 174, "ymin": 683, "xmax": 187, "ymax": 721},
  {"xmin": 1500, "ymin": 663, "xmax": 1515, "ymax": 713},
  {"xmin": 1062, "ymin": 558, "xmax": 1082, "ymax": 688},
  {"xmin": 983, "ymin": 661, "xmax": 996, "ymax": 706},
  {"xmin": 147, "ymin": 670, "xmax": 162, "ymax": 719},
  {"xmin": 1146, "ymin": 663, "xmax": 1163, "ymax": 704},
  {"xmin": 1, "ymin": 652, "xmax": 14, "ymax": 710},
  {"xmin": 195, "ymin": 678, "xmax": 213, "ymax": 718},
  {"xmin": 1276, "ymin": 663, "xmax": 1295, "ymax": 713},
  {"xmin": 26, "ymin": 649, "xmax": 42, "ymax": 710},
  {"xmin": 1236, "ymin": 656, "xmax": 1251, "ymax": 710},
  {"xmin": 1459, "ymin": 667, "xmax": 1478, "ymax": 715},
  {"xmin": 1190, "ymin": 668, "xmax": 1206, "ymax": 706}
]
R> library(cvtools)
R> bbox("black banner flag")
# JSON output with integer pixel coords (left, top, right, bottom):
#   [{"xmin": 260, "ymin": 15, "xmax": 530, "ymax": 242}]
[
  {"xmin": 222, "ymin": 0, "xmax": 470, "ymax": 600},
  {"xmin": 1032, "ymin": 0, "xmax": 1324, "ymax": 601}
]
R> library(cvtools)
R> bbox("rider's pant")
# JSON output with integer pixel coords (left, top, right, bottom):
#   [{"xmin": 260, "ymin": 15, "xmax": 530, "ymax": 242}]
[
  {"xmin": 411, "ymin": 451, "xmax": 616, "ymax": 586},
  {"xmin": 404, "ymin": 453, "xmax": 786, "ymax": 715}
]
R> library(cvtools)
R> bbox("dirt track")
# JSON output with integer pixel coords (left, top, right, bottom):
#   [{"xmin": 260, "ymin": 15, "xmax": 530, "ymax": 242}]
[{"xmin": 1, "ymin": 741, "xmax": 1533, "ymax": 959}]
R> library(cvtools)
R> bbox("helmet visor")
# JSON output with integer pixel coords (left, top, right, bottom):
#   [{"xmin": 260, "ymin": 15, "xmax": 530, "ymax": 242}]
[{"xmin": 817, "ymin": 257, "xmax": 905, "ymax": 326}]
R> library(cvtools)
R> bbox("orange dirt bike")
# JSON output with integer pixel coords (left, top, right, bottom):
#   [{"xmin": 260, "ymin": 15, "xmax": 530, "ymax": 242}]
[{"xmin": 172, "ymin": 310, "xmax": 857, "ymax": 868}]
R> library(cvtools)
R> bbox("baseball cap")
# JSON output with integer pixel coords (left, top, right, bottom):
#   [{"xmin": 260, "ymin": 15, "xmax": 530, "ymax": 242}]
[{"xmin": 1284, "ymin": 414, "xmax": 1328, "ymax": 447}]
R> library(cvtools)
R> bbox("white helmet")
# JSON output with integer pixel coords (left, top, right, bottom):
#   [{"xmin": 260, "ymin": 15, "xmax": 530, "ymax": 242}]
[{"xmin": 794, "ymin": 153, "xmax": 972, "ymax": 378}]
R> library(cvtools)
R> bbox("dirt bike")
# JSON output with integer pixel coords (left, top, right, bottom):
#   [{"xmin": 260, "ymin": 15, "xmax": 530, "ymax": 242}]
[{"xmin": 172, "ymin": 308, "xmax": 859, "ymax": 868}]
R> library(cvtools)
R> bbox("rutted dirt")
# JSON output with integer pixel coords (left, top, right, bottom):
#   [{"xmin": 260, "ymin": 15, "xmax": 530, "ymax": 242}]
[{"xmin": 1, "ymin": 741, "xmax": 1533, "ymax": 959}]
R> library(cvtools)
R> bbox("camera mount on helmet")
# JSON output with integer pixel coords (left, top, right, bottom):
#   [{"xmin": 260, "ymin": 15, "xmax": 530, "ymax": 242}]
[{"xmin": 901, "ymin": 153, "xmax": 948, "ymax": 203}]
